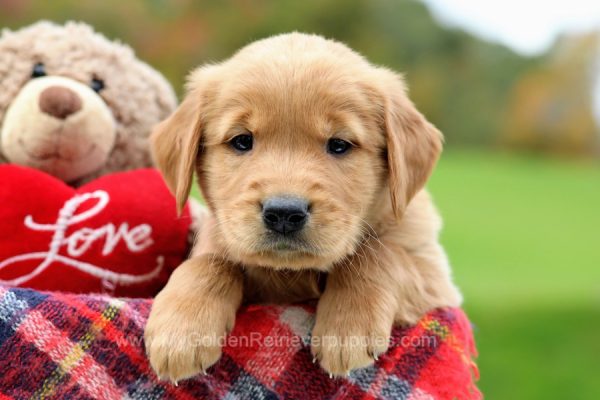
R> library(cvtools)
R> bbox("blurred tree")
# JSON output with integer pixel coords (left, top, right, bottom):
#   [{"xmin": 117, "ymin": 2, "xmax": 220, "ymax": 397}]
[{"xmin": 501, "ymin": 32, "xmax": 600, "ymax": 156}]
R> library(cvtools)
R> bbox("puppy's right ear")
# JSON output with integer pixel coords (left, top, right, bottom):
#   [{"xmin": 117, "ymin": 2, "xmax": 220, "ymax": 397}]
[
  {"xmin": 151, "ymin": 92, "xmax": 202, "ymax": 214},
  {"xmin": 152, "ymin": 66, "xmax": 220, "ymax": 214}
]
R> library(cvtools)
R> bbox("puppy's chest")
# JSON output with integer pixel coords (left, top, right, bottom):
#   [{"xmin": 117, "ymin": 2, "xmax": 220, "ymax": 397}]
[{"xmin": 242, "ymin": 267, "xmax": 325, "ymax": 304}]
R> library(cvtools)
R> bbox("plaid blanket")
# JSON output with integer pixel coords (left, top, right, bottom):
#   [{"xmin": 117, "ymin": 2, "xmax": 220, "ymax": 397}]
[{"xmin": 0, "ymin": 285, "xmax": 480, "ymax": 399}]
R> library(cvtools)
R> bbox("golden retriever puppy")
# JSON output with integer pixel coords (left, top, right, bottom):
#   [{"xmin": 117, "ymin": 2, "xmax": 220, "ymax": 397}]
[{"xmin": 144, "ymin": 32, "xmax": 461, "ymax": 381}]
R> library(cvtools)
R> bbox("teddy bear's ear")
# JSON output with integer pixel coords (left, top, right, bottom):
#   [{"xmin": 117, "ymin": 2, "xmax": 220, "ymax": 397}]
[{"xmin": 151, "ymin": 86, "xmax": 203, "ymax": 215}]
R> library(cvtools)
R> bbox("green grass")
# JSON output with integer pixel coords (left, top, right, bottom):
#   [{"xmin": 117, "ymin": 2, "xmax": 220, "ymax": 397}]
[{"xmin": 428, "ymin": 150, "xmax": 600, "ymax": 399}]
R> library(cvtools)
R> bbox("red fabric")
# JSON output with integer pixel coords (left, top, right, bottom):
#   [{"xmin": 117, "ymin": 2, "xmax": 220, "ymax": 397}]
[
  {"xmin": 0, "ymin": 285, "xmax": 481, "ymax": 399},
  {"xmin": 0, "ymin": 165, "xmax": 191, "ymax": 297}
]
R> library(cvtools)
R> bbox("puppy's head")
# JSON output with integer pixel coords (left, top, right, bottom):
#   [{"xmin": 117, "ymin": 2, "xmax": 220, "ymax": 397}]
[{"xmin": 153, "ymin": 33, "xmax": 442, "ymax": 269}]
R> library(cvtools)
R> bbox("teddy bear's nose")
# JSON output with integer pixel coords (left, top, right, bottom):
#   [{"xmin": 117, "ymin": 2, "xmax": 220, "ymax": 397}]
[{"xmin": 38, "ymin": 86, "xmax": 83, "ymax": 119}]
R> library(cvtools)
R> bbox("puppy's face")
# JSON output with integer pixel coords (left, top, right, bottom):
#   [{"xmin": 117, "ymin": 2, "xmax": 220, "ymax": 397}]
[
  {"xmin": 200, "ymin": 66, "xmax": 387, "ymax": 269},
  {"xmin": 153, "ymin": 34, "xmax": 442, "ymax": 270}
]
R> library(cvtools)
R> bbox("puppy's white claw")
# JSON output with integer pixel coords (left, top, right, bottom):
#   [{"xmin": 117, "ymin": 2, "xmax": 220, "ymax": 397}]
[
  {"xmin": 172, "ymin": 380, "xmax": 178, "ymax": 387},
  {"xmin": 373, "ymin": 354, "xmax": 379, "ymax": 361},
  {"xmin": 201, "ymin": 370, "xmax": 207, "ymax": 376},
  {"xmin": 312, "ymin": 357, "xmax": 317, "ymax": 364},
  {"xmin": 329, "ymin": 373, "xmax": 333, "ymax": 379}
]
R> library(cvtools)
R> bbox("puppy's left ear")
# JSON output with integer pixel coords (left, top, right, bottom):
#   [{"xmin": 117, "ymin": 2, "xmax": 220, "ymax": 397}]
[{"xmin": 378, "ymin": 69, "xmax": 443, "ymax": 218}]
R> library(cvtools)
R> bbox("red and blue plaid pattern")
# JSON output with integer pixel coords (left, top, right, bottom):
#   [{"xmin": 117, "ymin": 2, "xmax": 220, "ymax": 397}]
[{"xmin": 0, "ymin": 285, "xmax": 480, "ymax": 399}]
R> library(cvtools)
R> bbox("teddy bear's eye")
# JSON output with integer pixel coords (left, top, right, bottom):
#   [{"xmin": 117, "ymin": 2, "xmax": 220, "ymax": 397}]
[
  {"xmin": 91, "ymin": 78, "xmax": 105, "ymax": 93},
  {"xmin": 31, "ymin": 63, "xmax": 46, "ymax": 78}
]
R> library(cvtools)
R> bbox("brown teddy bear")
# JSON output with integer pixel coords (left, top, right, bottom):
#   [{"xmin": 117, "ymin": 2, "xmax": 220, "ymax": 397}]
[
  {"xmin": 0, "ymin": 21, "xmax": 177, "ymax": 184},
  {"xmin": 0, "ymin": 21, "xmax": 206, "ymax": 296}
]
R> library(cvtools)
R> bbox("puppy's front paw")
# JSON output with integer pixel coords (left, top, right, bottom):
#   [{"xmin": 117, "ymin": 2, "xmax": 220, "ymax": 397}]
[
  {"xmin": 144, "ymin": 295, "xmax": 235, "ymax": 383},
  {"xmin": 311, "ymin": 310, "xmax": 392, "ymax": 377}
]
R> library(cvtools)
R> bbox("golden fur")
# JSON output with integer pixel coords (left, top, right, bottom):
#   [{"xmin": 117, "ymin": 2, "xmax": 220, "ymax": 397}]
[{"xmin": 144, "ymin": 33, "xmax": 461, "ymax": 381}]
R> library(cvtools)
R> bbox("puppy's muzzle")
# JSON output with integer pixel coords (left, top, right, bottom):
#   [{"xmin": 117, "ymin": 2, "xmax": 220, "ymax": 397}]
[{"xmin": 262, "ymin": 196, "xmax": 309, "ymax": 235}]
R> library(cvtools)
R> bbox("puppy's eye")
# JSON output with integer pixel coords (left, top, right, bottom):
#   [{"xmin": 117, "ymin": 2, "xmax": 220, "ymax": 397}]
[
  {"xmin": 31, "ymin": 62, "xmax": 46, "ymax": 78},
  {"xmin": 91, "ymin": 78, "xmax": 105, "ymax": 93},
  {"xmin": 327, "ymin": 138, "xmax": 352, "ymax": 155},
  {"xmin": 229, "ymin": 133, "xmax": 253, "ymax": 152}
]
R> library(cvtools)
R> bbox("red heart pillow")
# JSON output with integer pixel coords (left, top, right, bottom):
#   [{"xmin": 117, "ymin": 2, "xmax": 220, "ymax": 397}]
[{"xmin": 0, "ymin": 165, "xmax": 191, "ymax": 297}]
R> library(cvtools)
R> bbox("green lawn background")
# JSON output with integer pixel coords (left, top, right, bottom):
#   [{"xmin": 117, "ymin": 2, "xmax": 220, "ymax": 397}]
[
  {"xmin": 192, "ymin": 150, "xmax": 600, "ymax": 399},
  {"xmin": 428, "ymin": 150, "xmax": 600, "ymax": 399}
]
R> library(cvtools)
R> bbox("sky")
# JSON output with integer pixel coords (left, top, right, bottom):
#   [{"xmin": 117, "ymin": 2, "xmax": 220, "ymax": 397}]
[{"xmin": 421, "ymin": 0, "xmax": 600, "ymax": 55}]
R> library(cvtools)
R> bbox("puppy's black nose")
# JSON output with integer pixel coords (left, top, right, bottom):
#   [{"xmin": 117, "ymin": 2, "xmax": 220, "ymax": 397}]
[{"xmin": 262, "ymin": 196, "xmax": 309, "ymax": 234}]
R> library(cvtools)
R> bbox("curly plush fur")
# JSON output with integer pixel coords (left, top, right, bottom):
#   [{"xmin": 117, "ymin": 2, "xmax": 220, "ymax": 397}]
[{"xmin": 0, "ymin": 21, "xmax": 177, "ymax": 183}]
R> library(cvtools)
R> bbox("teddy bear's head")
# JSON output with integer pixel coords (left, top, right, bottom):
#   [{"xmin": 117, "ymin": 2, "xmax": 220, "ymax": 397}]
[{"xmin": 0, "ymin": 21, "xmax": 177, "ymax": 184}]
